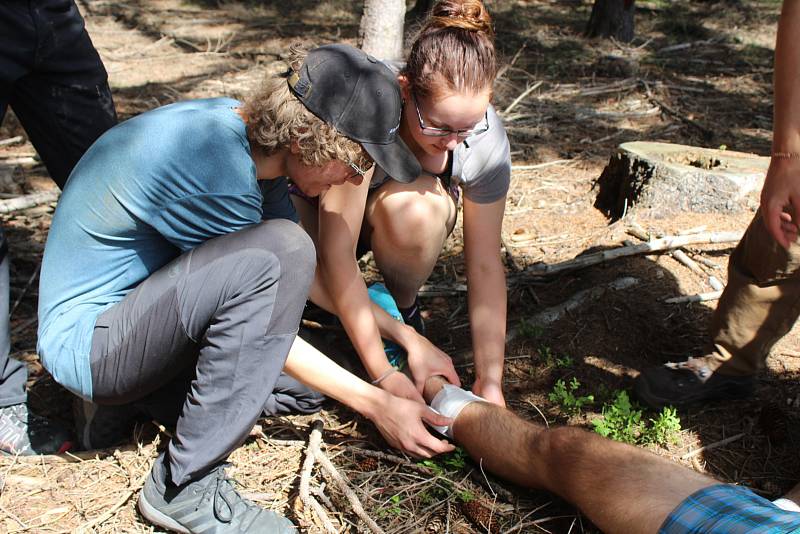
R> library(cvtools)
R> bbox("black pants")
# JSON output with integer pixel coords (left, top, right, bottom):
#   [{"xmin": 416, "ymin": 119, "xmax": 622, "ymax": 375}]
[
  {"xmin": 0, "ymin": 0, "xmax": 117, "ymax": 408},
  {"xmin": 89, "ymin": 221, "xmax": 317, "ymax": 485}
]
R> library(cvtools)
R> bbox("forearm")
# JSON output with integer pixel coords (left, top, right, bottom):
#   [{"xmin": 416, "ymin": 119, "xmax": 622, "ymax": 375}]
[
  {"xmin": 319, "ymin": 255, "xmax": 392, "ymax": 379},
  {"xmin": 284, "ymin": 336, "xmax": 389, "ymax": 418},
  {"xmin": 466, "ymin": 259, "xmax": 507, "ymax": 383},
  {"xmin": 773, "ymin": 0, "xmax": 800, "ymax": 152}
]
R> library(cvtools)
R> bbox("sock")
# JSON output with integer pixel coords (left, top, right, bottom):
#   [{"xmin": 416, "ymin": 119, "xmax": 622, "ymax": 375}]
[{"xmin": 399, "ymin": 300, "xmax": 425, "ymax": 336}]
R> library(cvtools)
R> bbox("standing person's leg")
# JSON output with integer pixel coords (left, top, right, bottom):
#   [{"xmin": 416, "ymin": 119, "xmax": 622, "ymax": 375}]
[
  {"xmin": 363, "ymin": 176, "xmax": 456, "ymax": 332},
  {"xmin": 0, "ymin": 0, "xmax": 114, "ymax": 454},
  {"xmin": 0, "ymin": 228, "xmax": 71, "ymax": 454},
  {"xmin": 8, "ymin": 0, "xmax": 116, "ymax": 188},
  {"xmin": 636, "ymin": 211, "xmax": 800, "ymax": 408},
  {"xmin": 88, "ymin": 220, "xmax": 312, "ymax": 532}
]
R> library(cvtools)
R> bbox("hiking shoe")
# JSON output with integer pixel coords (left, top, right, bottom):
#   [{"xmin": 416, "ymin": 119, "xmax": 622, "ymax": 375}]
[
  {"xmin": 0, "ymin": 403, "xmax": 72, "ymax": 455},
  {"xmin": 73, "ymin": 397, "xmax": 141, "ymax": 450},
  {"xmin": 138, "ymin": 452, "xmax": 295, "ymax": 533},
  {"xmin": 634, "ymin": 358, "xmax": 754, "ymax": 409}
]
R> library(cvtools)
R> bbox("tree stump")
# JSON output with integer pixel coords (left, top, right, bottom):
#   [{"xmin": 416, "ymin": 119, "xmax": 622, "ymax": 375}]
[{"xmin": 593, "ymin": 141, "xmax": 768, "ymax": 219}]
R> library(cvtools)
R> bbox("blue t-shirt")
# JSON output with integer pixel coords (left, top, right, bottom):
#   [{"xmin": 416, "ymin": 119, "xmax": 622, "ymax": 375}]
[{"xmin": 37, "ymin": 98, "xmax": 294, "ymax": 398}]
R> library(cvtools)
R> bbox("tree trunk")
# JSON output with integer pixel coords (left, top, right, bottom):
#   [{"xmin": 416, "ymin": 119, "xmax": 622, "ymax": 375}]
[
  {"xmin": 359, "ymin": 0, "xmax": 406, "ymax": 60},
  {"xmin": 585, "ymin": 0, "xmax": 635, "ymax": 43}
]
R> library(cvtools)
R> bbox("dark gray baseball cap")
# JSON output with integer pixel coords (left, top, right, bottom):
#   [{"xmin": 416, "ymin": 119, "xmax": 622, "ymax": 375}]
[{"xmin": 288, "ymin": 44, "xmax": 421, "ymax": 183}]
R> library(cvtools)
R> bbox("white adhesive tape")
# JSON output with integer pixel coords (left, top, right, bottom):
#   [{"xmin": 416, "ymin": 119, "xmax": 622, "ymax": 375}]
[{"xmin": 429, "ymin": 384, "xmax": 485, "ymax": 438}]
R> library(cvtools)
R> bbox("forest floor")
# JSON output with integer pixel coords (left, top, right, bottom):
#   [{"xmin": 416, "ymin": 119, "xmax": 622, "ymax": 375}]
[{"xmin": 0, "ymin": 0, "xmax": 795, "ymax": 532}]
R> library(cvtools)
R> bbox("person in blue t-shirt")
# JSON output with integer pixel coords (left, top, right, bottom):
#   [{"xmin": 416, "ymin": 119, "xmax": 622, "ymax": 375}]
[{"xmin": 39, "ymin": 44, "xmax": 454, "ymax": 534}]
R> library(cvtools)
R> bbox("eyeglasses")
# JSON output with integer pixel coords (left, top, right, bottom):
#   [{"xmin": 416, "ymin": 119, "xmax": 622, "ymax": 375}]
[
  {"xmin": 412, "ymin": 93, "xmax": 490, "ymax": 138},
  {"xmin": 348, "ymin": 160, "xmax": 374, "ymax": 178}
]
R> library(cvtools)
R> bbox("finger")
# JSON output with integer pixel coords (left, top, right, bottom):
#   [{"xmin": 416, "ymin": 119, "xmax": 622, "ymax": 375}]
[
  {"xmin": 406, "ymin": 388, "xmax": 425, "ymax": 404},
  {"xmin": 421, "ymin": 408, "xmax": 453, "ymax": 428},
  {"xmin": 440, "ymin": 365, "xmax": 461, "ymax": 387},
  {"xmin": 764, "ymin": 203, "xmax": 791, "ymax": 249},
  {"xmin": 419, "ymin": 437, "xmax": 455, "ymax": 456}
]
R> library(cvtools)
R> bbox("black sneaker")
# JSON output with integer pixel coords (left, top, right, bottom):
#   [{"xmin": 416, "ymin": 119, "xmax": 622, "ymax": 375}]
[
  {"xmin": 138, "ymin": 452, "xmax": 295, "ymax": 533},
  {"xmin": 73, "ymin": 398, "xmax": 141, "ymax": 450},
  {"xmin": 0, "ymin": 403, "xmax": 72, "ymax": 455},
  {"xmin": 634, "ymin": 358, "xmax": 754, "ymax": 409}
]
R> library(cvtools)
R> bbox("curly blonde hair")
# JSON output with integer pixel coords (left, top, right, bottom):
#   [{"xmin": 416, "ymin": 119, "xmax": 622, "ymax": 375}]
[{"xmin": 241, "ymin": 47, "xmax": 371, "ymax": 169}]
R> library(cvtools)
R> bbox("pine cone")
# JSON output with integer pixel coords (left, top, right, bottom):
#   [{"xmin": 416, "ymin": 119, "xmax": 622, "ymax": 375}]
[
  {"xmin": 759, "ymin": 402, "xmax": 788, "ymax": 445},
  {"xmin": 356, "ymin": 457, "xmax": 380, "ymax": 472},
  {"xmin": 460, "ymin": 499, "xmax": 496, "ymax": 532}
]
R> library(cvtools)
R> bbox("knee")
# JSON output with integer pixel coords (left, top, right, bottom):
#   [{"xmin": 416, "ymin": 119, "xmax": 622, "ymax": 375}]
[
  {"xmin": 251, "ymin": 220, "xmax": 317, "ymax": 277},
  {"xmin": 372, "ymin": 193, "xmax": 448, "ymax": 252},
  {"xmin": 532, "ymin": 426, "xmax": 587, "ymax": 469}
]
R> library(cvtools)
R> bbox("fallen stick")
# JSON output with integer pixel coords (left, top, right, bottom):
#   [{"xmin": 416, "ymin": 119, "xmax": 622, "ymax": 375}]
[
  {"xmin": 299, "ymin": 420, "xmax": 337, "ymax": 534},
  {"xmin": 0, "ymin": 136, "xmax": 24, "ymax": 147},
  {"xmin": 314, "ymin": 444, "xmax": 385, "ymax": 534},
  {"xmin": 507, "ymin": 277, "xmax": 639, "ymax": 342},
  {"xmin": 681, "ymin": 432, "xmax": 746, "ymax": 460},
  {"xmin": 524, "ymin": 231, "xmax": 742, "ymax": 277},
  {"xmin": 708, "ymin": 276, "xmax": 725, "ymax": 291},
  {"xmin": 664, "ymin": 291, "xmax": 722, "ymax": 304},
  {"xmin": 511, "ymin": 159, "xmax": 569, "ymax": 171},
  {"xmin": 504, "ymin": 81, "xmax": 543, "ymax": 115},
  {"xmin": 671, "ymin": 249, "xmax": 705, "ymax": 277},
  {"xmin": 0, "ymin": 190, "xmax": 59, "ymax": 214}
]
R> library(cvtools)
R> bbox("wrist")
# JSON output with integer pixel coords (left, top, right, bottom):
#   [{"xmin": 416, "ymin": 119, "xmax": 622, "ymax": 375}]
[{"xmin": 356, "ymin": 386, "xmax": 392, "ymax": 421}]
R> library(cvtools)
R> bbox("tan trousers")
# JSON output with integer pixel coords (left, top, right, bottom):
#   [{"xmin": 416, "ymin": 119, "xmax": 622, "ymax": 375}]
[{"xmin": 702, "ymin": 210, "xmax": 800, "ymax": 376}]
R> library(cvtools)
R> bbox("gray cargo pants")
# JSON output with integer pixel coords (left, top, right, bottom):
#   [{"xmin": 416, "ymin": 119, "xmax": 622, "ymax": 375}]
[{"xmin": 88, "ymin": 220, "xmax": 315, "ymax": 485}]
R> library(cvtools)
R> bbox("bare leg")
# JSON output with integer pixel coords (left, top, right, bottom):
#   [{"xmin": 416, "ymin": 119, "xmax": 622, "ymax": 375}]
[
  {"xmin": 364, "ymin": 177, "xmax": 456, "ymax": 308},
  {"xmin": 422, "ymin": 377, "xmax": 716, "ymax": 534}
]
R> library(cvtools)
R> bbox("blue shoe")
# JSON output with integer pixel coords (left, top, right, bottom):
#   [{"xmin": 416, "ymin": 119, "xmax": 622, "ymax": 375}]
[{"xmin": 367, "ymin": 283, "xmax": 406, "ymax": 369}]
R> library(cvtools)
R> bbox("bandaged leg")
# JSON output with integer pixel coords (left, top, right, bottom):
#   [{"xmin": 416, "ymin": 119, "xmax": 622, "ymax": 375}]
[{"xmin": 429, "ymin": 383, "xmax": 485, "ymax": 438}]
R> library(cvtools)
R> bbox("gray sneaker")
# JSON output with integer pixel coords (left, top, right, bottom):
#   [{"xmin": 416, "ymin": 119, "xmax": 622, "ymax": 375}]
[
  {"xmin": 138, "ymin": 452, "xmax": 295, "ymax": 533},
  {"xmin": 0, "ymin": 403, "xmax": 72, "ymax": 455}
]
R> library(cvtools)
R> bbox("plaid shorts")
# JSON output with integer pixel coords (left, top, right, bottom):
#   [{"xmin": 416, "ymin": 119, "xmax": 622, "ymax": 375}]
[{"xmin": 660, "ymin": 484, "xmax": 800, "ymax": 533}]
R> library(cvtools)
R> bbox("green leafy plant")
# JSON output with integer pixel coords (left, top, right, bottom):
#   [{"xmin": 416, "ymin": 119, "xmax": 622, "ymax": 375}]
[
  {"xmin": 592, "ymin": 390, "xmax": 642, "ymax": 444},
  {"xmin": 378, "ymin": 493, "xmax": 404, "ymax": 517},
  {"xmin": 457, "ymin": 489, "xmax": 475, "ymax": 503},
  {"xmin": 537, "ymin": 345, "xmax": 573, "ymax": 368},
  {"xmin": 548, "ymin": 378, "xmax": 594, "ymax": 416},
  {"xmin": 645, "ymin": 406, "xmax": 682, "ymax": 446},
  {"xmin": 443, "ymin": 447, "xmax": 468, "ymax": 470},
  {"xmin": 592, "ymin": 391, "xmax": 682, "ymax": 447}
]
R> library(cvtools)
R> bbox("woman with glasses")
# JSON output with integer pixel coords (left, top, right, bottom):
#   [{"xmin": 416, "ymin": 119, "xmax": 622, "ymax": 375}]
[{"xmin": 294, "ymin": 0, "xmax": 510, "ymax": 407}]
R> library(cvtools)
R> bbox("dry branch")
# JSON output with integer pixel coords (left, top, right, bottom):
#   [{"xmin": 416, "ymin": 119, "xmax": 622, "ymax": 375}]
[
  {"xmin": 299, "ymin": 420, "xmax": 337, "ymax": 534},
  {"xmin": 671, "ymin": 249, "xmax": 705, "ymax": 277},
  {"xmin": 507, "ymin": 277, "xmax": 639, "ymax": 342},
  {"xmin": 708, "ymin": 276, "xmax": 725, "ymax": 291},
  {"xmin": 0, "ymin": 136, "xmax": 23, "ymax": 147},
  {"xmin": 681, "ymin": 432, "xmax": 746, "ymax": 459},
  {"xmin": 0, "ymin": 191, "xmax": 59, "ymax": 214},
  {"xmin": 511, "ymin": 159, "xmax": 570, "ymax": 171},
  {"xmin": 314, "ymin": 446, "xmax": 384, "ymax": 534},
  {"xmin": 525, "ymin": 231, "xmax": 742, "ymax": 277},
  {"xmin": 664, "ymin": 291, "xmax": 722, "ymax": 304}
]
